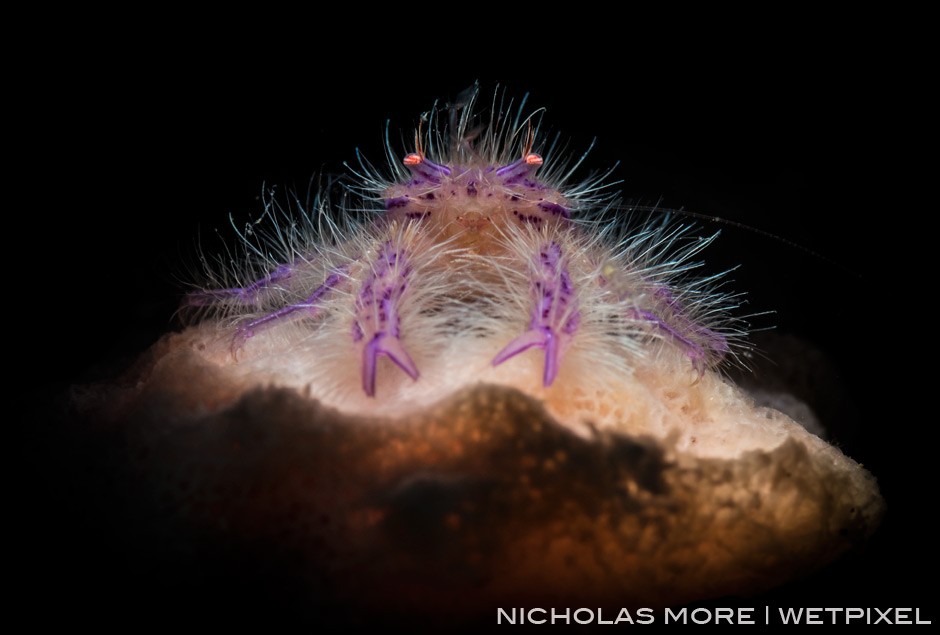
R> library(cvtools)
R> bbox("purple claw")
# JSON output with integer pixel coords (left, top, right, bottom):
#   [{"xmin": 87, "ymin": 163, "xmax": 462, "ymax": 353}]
[
  {"xmin": 492, "ymin": 328, "xmax": 548, "ymax": 365},
  {"xmin": 493, "ymin": 326, "xmax": 562, "ymax": 386},
  {"xmin": 353, "ymin": 242, "xmax": 419, "ymax": 396},
  {"xmin": 492, "ymin": 242, "xmax": 579, "ymax": 387},
  {"xmin": 361, "ymin": 332, "xmax": 420, "ymax": 397}
]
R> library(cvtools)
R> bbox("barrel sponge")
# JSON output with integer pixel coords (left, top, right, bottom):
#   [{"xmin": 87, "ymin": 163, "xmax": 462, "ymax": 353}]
[{"xmin": 79, "ymin": 324, "xmax": 884, "ymax": 618}]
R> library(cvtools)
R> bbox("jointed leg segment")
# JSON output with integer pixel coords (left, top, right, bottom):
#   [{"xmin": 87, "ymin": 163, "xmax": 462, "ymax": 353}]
[
  {"xmin": 492, "ymin": 242, "xmax": 580, "ymax": 386},
  {"xmin": 184, "ymin": 264, "xmax": 295, "ymax": 307},
  {"xmin": 629, "ymin": 286, "xmax": 729, "ymax": 375},
  {"xmin": 352, "ymin": 241, "xmax": 419, "ymax": 397},
  {"xmin": 231, "ymin": 267, "xmax": 347, "ymax": 348}
]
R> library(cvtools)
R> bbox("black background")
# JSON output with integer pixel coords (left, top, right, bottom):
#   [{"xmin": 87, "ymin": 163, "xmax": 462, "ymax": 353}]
[{"xmin": 21, "ymin": 69, "xmax": 925, "ymax": 628}]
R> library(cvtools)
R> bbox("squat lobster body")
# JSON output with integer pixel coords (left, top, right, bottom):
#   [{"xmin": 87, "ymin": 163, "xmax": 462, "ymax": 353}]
[
  {"xmin": 379, "ymin": 147, "xmax": 583, "ymax": 391},
  {"xmin": 185, "ymin": 89, "xmax": 745, "ymax": 399}
]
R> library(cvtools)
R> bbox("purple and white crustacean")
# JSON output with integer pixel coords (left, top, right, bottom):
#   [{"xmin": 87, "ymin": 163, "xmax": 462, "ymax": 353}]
[
  {"xmin": 185, "ymin": 88, "xmax": 747, "ymax": 399},
  {"xmin": 101, "ymin": 89, "xmax": 885, "ymax": 618}
]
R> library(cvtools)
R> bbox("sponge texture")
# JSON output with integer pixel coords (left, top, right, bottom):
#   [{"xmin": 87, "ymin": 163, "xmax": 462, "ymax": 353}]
[{"xmin": 78, "ymin": 327, "xmax": 883, "ymax": 617}]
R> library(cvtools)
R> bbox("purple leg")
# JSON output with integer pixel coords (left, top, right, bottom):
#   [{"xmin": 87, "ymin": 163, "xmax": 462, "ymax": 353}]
[
  {"xmin": 231, "ymin": 267, "xmax": 346, "ymax": 351},
  {"xmin": 352, "ymin": 242, "xmax": 419, "ymax": 397},
  {"xmin": 629, "ymin": 286, "xmax": 729, "ymax": 375},
  {"xmin": 492, "ymin": 242, "xmax": 580, "ymax": 386},
  {"xmin": 184, "ymin": 264, "xmax": 294, "ymax": 307}
]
